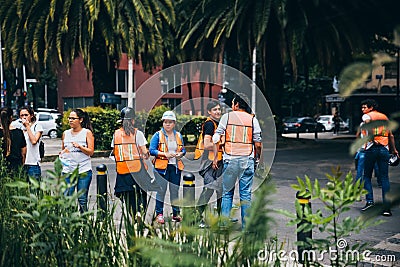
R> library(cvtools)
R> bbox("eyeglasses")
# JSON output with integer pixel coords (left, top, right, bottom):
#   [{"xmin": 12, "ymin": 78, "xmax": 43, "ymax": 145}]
[
  {"xmin": 68, "ymin": 117, "xmax": 80, "ymax": 120},
  {"xmin": 20, "ymin": 114, "xmax": 29, "ymax": 117}
]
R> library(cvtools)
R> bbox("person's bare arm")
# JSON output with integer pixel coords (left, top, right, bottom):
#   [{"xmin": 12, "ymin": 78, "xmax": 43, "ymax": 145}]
[
  {"xmin": 389, "ymin": 132, "xmax": 398, "ymax": 156},
  {"xmin": 203, "ymin": 135, "xmax": 214, "ymax": 150},
  {"xmin": 254, "ymin": 142, "xmax": 263, "ymax": 162},
  {"xmin": 21, "ymin": 146, "xmax": 27, "ymax": 164}
]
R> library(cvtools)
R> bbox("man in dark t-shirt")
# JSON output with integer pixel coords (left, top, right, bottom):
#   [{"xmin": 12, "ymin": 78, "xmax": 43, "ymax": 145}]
[
  {"xmin": 195, "ymin": 101, "xmax": 223, "ymax": 227},
  {"xmin": 0, "ymin": 126, "xmax": 27, "ymax": 172}
]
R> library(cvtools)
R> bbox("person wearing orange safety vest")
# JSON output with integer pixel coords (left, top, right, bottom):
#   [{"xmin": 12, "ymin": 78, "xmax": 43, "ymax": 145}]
[
  {"xmin": 212, "ymin": 93, "xmax": 263, "ymax": 228},
  {"xmin": 194, "ymin": 101, "xmax": 224, "ymax": 227},
  {"xmin": 112, "ymin": 107, "xmax": 150, "ymax": 221},
  {"xmin": 360, "ymin": 99, "xmax": 398, "ymax": 216},
  {"xmin": 149, "ymin": 110, "xmax": 186, "ymax": 224}
]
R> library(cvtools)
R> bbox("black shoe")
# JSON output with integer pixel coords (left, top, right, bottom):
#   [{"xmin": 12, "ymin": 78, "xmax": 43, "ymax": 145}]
[
  {"xmin": 361, "ymin": 202, "xmax": 374, "ymax": 211},
  {"xmin": 382, "ymin": 210, "xmax": 392, "ymax": 217},
  {"xmin": 230, "ymin": 218, "xmax": 239, "ymax": 223}
]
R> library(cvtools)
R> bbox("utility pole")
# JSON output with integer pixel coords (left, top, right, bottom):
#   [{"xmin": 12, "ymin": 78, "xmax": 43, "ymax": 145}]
[
  {"xmin": 127, "ymin": 58, "xmax": 134, "ymax": 108},
  {"xmin": 0, "ymin": 32, "xmax": 4, "ymax": 107},
  {"xmin": 251, "ymin": 47, "xmax": 256, "ymax": 113}
]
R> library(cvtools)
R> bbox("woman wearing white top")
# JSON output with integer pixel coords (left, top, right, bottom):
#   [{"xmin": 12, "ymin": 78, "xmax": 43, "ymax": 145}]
[
  {"xmin": 61, "ymin": 109, "xmax": 94, "ymax": 213},
  {"xmin": 18, "ymin": 106, "xmax": 43, "ymax": 181}
]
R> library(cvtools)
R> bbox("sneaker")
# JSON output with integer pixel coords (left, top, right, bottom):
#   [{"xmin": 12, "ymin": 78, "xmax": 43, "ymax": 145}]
[
  {"xmin": 156, "ymin": 214, "xmax": 165, "ymax": 224},
  {"xmin": 382, "ymin": 210, "xmax": 392, "ymax": 217},
  {"xmin": 198, "ymin": 220, "xmax": 208, "ymax": 228},
  {"xmin": 361, "ymin": 202, "xmax": 374, "ymax": 211},
  {"xmin": 172, "ymin": 215, "xmax": 182, "ymax": 222},
  {"xmin": 230, "ymin": 218, "xmax": 239, "ymax": 223},
  {"xmin": 232, "ymin": 204, "xmax": 240, "ymax": 210}
]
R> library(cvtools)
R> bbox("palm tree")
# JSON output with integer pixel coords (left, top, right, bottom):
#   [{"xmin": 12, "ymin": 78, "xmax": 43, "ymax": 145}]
[
  {"xmin": 0, "ymin": 0, "xmax": 175, "ymax": 105},
  {"xmin": 178, "ymin": 0, "xmax": 400, "ymax": 114}
]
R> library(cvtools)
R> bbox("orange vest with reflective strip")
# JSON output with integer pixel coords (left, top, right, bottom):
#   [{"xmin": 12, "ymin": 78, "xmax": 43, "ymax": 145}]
[
  {"xmin": 225, "ymin": 111, "xmax": 254, "ymax": 156},
  {"xmin": 367, "ymin": 111, "xmax": 389, "ymax": 146},
  {"xmin": 194, "ymin": 118, "xmax": 223, "ymax": 161},
  {"xmin": 114, "ymin": 128, "xmax": 146, "ymax": 174},
  {"xmin": 152, "ymin": 131, "xmax": 184, "ymax": 171}
]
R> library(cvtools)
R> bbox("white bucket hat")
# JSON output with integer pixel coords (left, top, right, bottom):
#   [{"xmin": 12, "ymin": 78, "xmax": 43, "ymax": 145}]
[{"xmin": 161, "ymin": 110, "xmax": 176, "ymax": 121}]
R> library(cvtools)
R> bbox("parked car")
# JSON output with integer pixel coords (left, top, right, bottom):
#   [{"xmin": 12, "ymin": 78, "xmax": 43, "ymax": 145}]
[
  {"xmin": 283, "ymin": 117, "xmax": 325, "ymax": 133},
  {"xmin": 35, "ymin": 111, "xmax": 62, "ymax": 138},
  {"xmin": 316, "ymin": 115, "xmax": 349, "ymax": 132}
]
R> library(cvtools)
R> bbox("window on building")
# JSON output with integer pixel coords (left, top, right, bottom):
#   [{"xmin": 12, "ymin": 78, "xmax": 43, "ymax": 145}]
[
  {"xmin": 384, "ymin": 63, "xmax": 397, "ymax": 79},
  {"xmin": 116, "ymin": 70, "xmax": 128, "ymax": 92},
  {"xmin": 160, "ymin": 72, "xmax": 182, "ymax": 94},
  {"xmin": 161, "ymin": 98, "xmax": 182, "ymax": 113},
  {"xmin": 63, "ymin": 97, "xmax": 94, "ymax": 110}
]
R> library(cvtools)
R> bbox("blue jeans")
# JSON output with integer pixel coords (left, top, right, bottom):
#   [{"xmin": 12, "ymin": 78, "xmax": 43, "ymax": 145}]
[
  {"xmin": 363, "ymin": 145, "xmax": 390, "ymax": 205},
  {"xmin": 65, "ymin": 170, "xmax": 93, "ymax": 213},
  {"xmin": 25, "ymin": 165, "xmax": 41, "ymax": 181},
  {"xmin": 155, "ymin": 165, "xmax": 181, "ymax": 216},
  {"xmin": 221, "ymin": 157, "xmax": 254, "ymax": 228},
  {"xmin": 355, "ymin": 150, "xmax": 380, "ymax": 182}
]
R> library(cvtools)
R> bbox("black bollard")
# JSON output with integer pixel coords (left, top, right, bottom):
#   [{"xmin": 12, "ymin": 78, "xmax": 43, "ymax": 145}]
[
  {"xmin": 96, "ymin": 164, "xmax": 108, "ymax": 213},
  {"xmin": 296, "ymin": 191, "xmax": 312, "ymax": 265},
  {"xmin": 183, "ymin": 173, "xmax": 195, "ymax": 206},
  {"xmin": 314, "ymin": 126, "xmax": 318, "ymax": 139}
]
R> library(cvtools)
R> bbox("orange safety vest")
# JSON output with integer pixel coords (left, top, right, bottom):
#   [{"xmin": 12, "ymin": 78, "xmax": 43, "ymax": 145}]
[
  {"xmin": 113, "ymin": 128, "xmax": 146, "ymax": 174},
  {"xmin": 225, "ymin": 111, "xmax": 254, "ymax": 156},
  {"xmin": 194, "ymin": 118, "xmax": 223, "ymax": 161},
  {"xmin": 152, "ymin": 130, "xmax": 184, "ymax": 171},
  {"xmin": 367, "ymin": 111, "xmax": 389, "ymax": 146}
]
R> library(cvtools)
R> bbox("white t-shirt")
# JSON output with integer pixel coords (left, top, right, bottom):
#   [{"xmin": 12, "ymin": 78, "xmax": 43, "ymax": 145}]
[{"xmin": 24, "ymin": 123, "xmax": 44, "ymax": 165}]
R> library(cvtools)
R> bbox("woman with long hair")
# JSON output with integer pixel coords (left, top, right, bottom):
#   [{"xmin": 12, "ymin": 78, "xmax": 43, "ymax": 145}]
[
  {"xmin": 0, "ymin": 107, "xmax": 26, "ymax": 172},
  {"xmin": 17, "ymin": 106, "xmax": 43, "ymax": 180},
  {"xmin": 61, "ymin": 108, "xmax": 94, "ymax": 212},
  {"xmin": 112, "ymin": 107, "xmax": 150, "ymax": 222}
]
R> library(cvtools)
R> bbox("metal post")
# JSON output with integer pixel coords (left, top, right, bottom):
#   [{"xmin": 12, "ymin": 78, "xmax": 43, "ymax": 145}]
[
  {"xmin": 0, "ymin": 32, "xmax": 4, "ymax": 107},
  {"xmin": 251, "ymin": 47, "xmax": 257, "ymax": 113},
  {"xmin": 96, "ymin": 164, "xmax": 108, "ymax": 214},
  {"xmin": 183, "ymin": 173, "xmax": 195, "ymax": 205},
  {"xmin": 397, "ymin": 48, "xmax": 399, "ymax": 111},
  {"xmin": 296, "ymin": 191, "xmax": 312, "ymax": 265}
]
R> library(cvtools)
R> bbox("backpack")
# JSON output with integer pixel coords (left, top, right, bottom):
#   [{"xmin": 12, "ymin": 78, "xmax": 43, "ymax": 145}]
[{"xmin": 34, "ymin": 124, "xmax": 45, "ymax": 159}]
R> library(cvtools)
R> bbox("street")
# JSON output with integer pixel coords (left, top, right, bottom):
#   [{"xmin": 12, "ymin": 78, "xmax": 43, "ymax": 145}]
[{"xmin": 40, "ymin": 136, "xmax": 400, "ymax": 266}]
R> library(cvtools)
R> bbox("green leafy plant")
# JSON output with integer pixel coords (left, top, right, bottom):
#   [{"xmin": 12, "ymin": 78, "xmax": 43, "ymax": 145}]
[{"xmin": 283, "ymin": 167, "xmax": 380, "ymax": 266}]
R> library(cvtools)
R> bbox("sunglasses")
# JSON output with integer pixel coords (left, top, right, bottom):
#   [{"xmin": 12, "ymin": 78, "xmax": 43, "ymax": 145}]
[
  {"xmin": 20, "ymin": 114, "xmax": 30, "ymax": 117},
  {"xmin": 68, "ymin": 117, "xmax": 80, "ymax": 120}
]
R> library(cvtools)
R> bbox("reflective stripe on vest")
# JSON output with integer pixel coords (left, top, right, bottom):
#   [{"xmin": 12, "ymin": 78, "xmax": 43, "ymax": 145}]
[
  {"xmin": 153, "ymin": 131, "xmax": 184, "ymax": 171},
  {"xmin": 113, "ymin": 128, "xmax": 143, "ymax": 174},
  {"xmin": 225, "ymin": 111, "xmax": 254, "ymax": 156},
  {"xmin": 368, "ymin": 111, "xmax": 389, "ymax": 146},
  {"xmin": 194, "ymin": 118, "xmax": 223, "ymax": 161}
]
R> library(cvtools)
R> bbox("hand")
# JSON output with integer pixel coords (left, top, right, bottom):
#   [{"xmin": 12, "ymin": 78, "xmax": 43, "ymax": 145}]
[
  {"xmin": 164, "ymin": 152, "xmax": 174, "ymax": 159},
  {"xmin": 175, "ymin": 152, "xmax": 183, "ymax": 159},
  {"xmin": 212, "ymin": 159, "xmax": 219, "ymax": 169},
  {"xmin": 21, "ymin": 119, "xmax": 29, "ymax": 127},
  {"xmin": 72, "ymin": 142, "xmax": 81, "ymax": 149}
]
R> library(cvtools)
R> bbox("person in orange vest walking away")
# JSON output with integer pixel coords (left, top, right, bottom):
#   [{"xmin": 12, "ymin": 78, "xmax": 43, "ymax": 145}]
[
  {"xmin": 112, "ymin": 107, "xmax": 150, "ymax": 222},
  {"xmin": 212, "ymin": 93, "xmax": 263, "ymax": 229},
  {"xmin": 149, "ymin": 110, "xmax": 186, "ymax": 224},
  {"xmin": 360, "ymin": 99, "xmax": 398, "ymax": 216}
]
